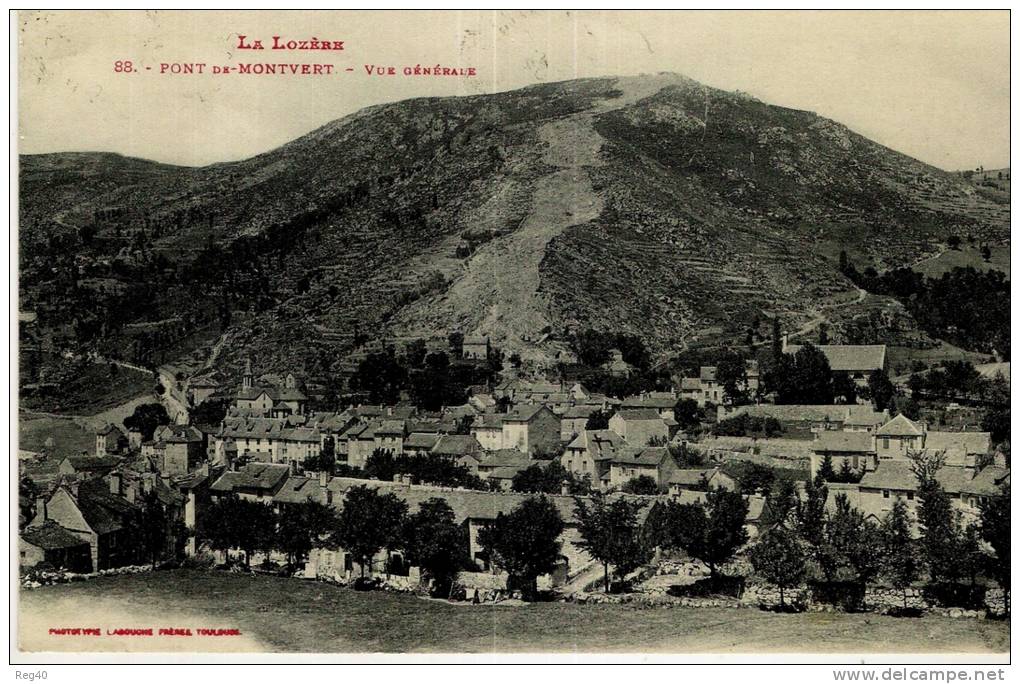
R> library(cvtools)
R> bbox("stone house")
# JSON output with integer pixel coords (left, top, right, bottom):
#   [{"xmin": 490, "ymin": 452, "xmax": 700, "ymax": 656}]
[
  {"xmin": 470, "ymin": 413, "xmax": 505, "ymax": 451},
  {"xmin": 462, "ymin": 335, "xmax": 490, "ymax": 360},
  {"xmin": 608, "ymin": 409, "xmax": 668, "ymax": 446},
  {"xmin": 782, "ymin": 338, "xmax": 888, "ymax": 390},
  {"xmin": 500, "ymin": 405, "xmax": 561, "ymax": 456},
  {"xmin": 607, "ymin": 447, "xmax": 680, "ymax": 489},
  {"xmin": 95, "ymin": 424, "xmax": 127, "ymax": 458},
  {"xmin": 19, "ymin": 522, "xmax": 93, "ymax": 572},
  {"xmin": 209, "ymin": 462, "xmax": 291, "ymax": 503}
]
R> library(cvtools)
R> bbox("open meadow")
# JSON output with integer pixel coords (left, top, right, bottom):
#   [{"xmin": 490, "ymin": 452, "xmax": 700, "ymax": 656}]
[{"xmin": 18, "ymin": 569, "xmax": 1009, "ymax": 655}]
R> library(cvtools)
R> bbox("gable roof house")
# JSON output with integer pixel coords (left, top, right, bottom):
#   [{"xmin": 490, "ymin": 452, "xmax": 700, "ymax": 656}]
[
  {"xmin": 607, "ymin": 447, "xmax": 680, "ymax": 489},
  {"xmin": 27, "ymin": 478, "xmax": 145, "ymax": 572},
  {"xmin": 210, "ymin": 462, "xmax": 291, "ymax": 503},
  {"xmin": 608, "ymin": 409, "xmax": 668, "ymax": 447},
  {"xmin": 501, "ymin": 405, "xmax": 561, "ymax": 456},
  {"xmin": 782, "ymin": 339, "xmax": 888, "ymax": 387}
]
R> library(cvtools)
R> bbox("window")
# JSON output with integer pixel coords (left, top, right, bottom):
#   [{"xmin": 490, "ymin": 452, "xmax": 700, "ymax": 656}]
[
  {"xmin": 906, "ymin": 492, "xmax": 914, "ymax": 500},
  {"xmin": 882, "ymin": 438, "xmax": 889, "ymax": 449},
  {"xmin": 883, "ymin": 491, "xmax": 889, "ymax": 499}
]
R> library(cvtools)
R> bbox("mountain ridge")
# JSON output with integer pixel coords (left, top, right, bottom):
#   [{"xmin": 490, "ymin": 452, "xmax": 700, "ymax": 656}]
[{"xmin": 18, "ymin": 73, "xmax": 1009, "ymax": 382}]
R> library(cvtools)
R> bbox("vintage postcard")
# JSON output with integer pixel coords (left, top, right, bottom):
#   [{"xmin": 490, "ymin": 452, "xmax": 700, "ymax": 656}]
[{"xmin": 12, "ymin": 9, "xmax": 1010, "ymax": 663}]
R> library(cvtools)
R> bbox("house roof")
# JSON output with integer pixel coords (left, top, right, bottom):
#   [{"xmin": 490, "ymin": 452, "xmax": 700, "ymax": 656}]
[
  {"xmin": 859, "ymin": 461, "xmax": 975, "ymax": 494},
  {"xmin": 680, "ymin": 378, "xmax": 702, "ymax": 391},
  {"xmin": 431, "ymin": 434, "xmax": 483, "ymax": 457},
  {"xmin": 611, "ymin": 446, "xmax": 671, "ymax": 467},
  {"xmin": 404, "ymin": 432, "xmax": 440, "ymax": 450},
  {"xmin": 960, "ymin": 466, "xmax": 1010, "ymax": 497},
  {"xmin": 96, "ymin": 424, "xmax": 124, "ymax": 437},
  {"xmin": 375, "ymin": 419, "xmax": 406, "ymax": 436},
  {"xmin": 814, "ymin": 431, "xmax": 876, "ymax": 454},
  {"xmin": 65, "ymin": 456, "xmax": 122, "ymax": 472},
  {"xmin": 699, "ymin": 366, "xmax": 717, "ymax": 382},
  {"xmin": 622, "ymin": 396, "xmax": 676, "ymax": 410},
  {"xmin": 155, "ymin": 424, "xmax": 204, "ymax": 444},
  {"xmin": 463, "ymin": 335, "xmax": 489, "ymax": 345},
  {"xmin": 561, "ymin": 405, "xmax": 597, "ymax": 419},
  {"xmin": 272, "ymin": 476, "xmax": 326, "ymax": 505},
  {"xmin": 477, "ymin": 449, "xmax": 531, "ymax": 469},
  {"xmin": 504, "ymin": 404, "xmax": 551, "ymax": 422},
  {"xmin": 210, "ymin": 462, "xmax": 290, "ymax": 493},
  {"xmin": 667, "ymin": 468, "xmax": 716, "ymax": 486},
  {"xmin": 22, "ymin": 521, "xmax": 90, "ymax": 550},
  {"xmin": 876, "ymin": 414, "xmax": 923, "ymax": 437},
  {"xmin": 472, "ymin": 413, "xmax": 505, "ymax": 430},
  {"xmin": 924, "ymin": 431, "xmax": 991, "ymax": 456},
  {"xmin": 615, "ymin": 408, "xmax": 663, "ymax": 422},
  {"xmin": 785, "ymin": 343, "xmax": 887, "ymax": 372},
  {"xmin": 844, "ymin": 406, "xmax": 890, "ymax": 427},
  {"xmin": 76, "ymin": 479, "xmax": 141, "ymax": 535}
]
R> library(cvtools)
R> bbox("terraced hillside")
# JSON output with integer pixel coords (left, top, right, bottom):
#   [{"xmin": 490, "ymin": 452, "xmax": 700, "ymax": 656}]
[{"xmin": 18, "ymin": 74, "xmax": 1009, "ymax": 386}]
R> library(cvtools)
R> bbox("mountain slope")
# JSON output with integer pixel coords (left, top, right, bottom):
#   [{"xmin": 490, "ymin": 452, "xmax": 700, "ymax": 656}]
[{"xmin": 18, "ymin": 73, "xmax": 1009, "ymax": 382}]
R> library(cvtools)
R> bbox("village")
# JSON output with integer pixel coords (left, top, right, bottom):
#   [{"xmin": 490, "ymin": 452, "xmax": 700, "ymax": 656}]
[{"xmin": 18, "ymin": 328, "xmax": 1010, "ymax": 619}]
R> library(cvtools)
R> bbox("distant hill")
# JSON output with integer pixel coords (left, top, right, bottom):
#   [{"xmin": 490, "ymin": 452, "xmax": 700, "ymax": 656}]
[{"xmin": 18, "ymin": 73, "xmax": 1010, "ymax": 386}]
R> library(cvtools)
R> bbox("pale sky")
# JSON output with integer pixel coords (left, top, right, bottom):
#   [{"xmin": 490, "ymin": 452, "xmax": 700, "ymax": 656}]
[{"xmin": 16, "ymin": 10, "xmax": 1010, "ymax": 170}]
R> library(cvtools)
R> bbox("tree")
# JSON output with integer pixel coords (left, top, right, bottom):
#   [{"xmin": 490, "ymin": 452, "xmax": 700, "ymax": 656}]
[
  {"xmin": 585, "ymin": 408, "xmax": 613, "ymax": 431},
  {"xmin": 817, "ymin": 453, "xmax": 836, "ymax": 482},
  {"xmin": 749, "ymin": 527, "xmax": 806, "ymax": 608},
  {"xmin": 760, "ymin": 477, "xmax": 797, "ymax": 529},
  {"xmin": 573, "ymin": 493, "xmax": 652, "ymax": 593},
  {"xmin": 190, "ymin": 397, "xmax": 230, "ymax": 428},
  {"xmin": 404, "ymin": 338, "xmax": 427, "ymax": 368},
  {"xmin": 123, "ymin": 403, "xmax": 171, "ymax": 441},
  {"xmin": 348, "ymin": 351, "xmax": 407, "ymax": 405},
  {"xmin": 979, "ymin": 485, "xmax": 1010, "ymax": 613},
  {"xmin": 674, "ymin": 398, "xmax": 701, "ymax": 433},
  {"xmin": 982, "ymin": 405, "xmax": 1010, "ymax": 444},
  {"xmin": 621, "ymin": 474, "xmax": 659, "ymax": 496},
  {"xmin": 867, "ymin": 370, "xmax": 896, "ymax": 411},
  {"xmin": 882, "ymin": 498, "xmax": 921, "ymax": 610},
  {"xmin": 19, "ymin": 475, "xmax": 39, "ymax": 529},
  {"xmin": 333, "ymin": 485, "xmax": 408, "ymax": 579},
  {"xmin": 403, "ymin": 498, "xmax": 469, "ymax": 596},
  {"xmin": 911, "ymin": 451, "xmax": 962, "ymax": 584},
  {"xmin": 364, "ymin": 448, "xmax": 398, "ymax": 481},
  {"xmin": 947, "ymin": 235, "xmax": 962, "ymax": 250},
  {"xmin": 277, "ymin": 500, "xmax": 336, "ymax": 568},
  {"xmin": 136, "ymin": 488, "xmax": 169, "ymax": 569},
  {"xmin": 736, "ymin": 463, "xmax": 776, "ymax": 497},
  {"xmin": 797, "ymin": 477, "xmax": 838, "ymax": 580},
  {"xmin": 512, "ymin": 461, "xmax": 572, "ymax": 494},
  {"xmin": 447, "ymin": 331, "xmax": 465, "ymax": 358},
  {"xmin": 981, "ymin": 244, "xmax": 992, "ymax": 262},
  {"xmin": 681, "ymin": 488, "xmax": 749, "ymax": 577},
  {"xmin": 244, "ymin": 499, "xmax": 279, "ymax": 568},
  {"xmin": 789, "ymin": 344, "xmax": 834, "ymax": 404},
  {"xmin": 828, "ymin": 494, "xmax": 884, "ymax": 593},
  {"xmin": 716, "ymin": 352, "xmax": 749, "ymax": 405},
  {"xmin": 196, "ymin": 494, "xmax": 241, "ymax": 562},
  {"xmin": 477, "ymin": 495, "xmax": 564, "ymax": 600}
]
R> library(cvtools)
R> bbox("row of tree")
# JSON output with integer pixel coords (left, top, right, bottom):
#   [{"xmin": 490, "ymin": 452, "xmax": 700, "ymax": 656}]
[{"xmin": 748, "ymin": 454, "xmax": 1010, "ymax": 610}]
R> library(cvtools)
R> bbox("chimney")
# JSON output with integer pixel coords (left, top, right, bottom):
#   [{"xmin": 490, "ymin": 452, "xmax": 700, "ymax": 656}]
[
  {"xmin": 781, "ymin": 334, "xmax": 789, "ymax": 351},
  {"xmin": 318, "ymin": 470, "xmax": 328, "ymax": 488}
]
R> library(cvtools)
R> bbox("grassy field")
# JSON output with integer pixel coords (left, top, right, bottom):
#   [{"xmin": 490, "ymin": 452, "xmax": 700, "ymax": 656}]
[
  {"xmin": 914, "ymin": 245, "xmax": 1010, "ymax": 280},
  {"xmin": 20, "ymin": 356, "xmax": 153, "ymax": 416},
  {"xmin": 18, "ymin": 569, "xmax": 1009, "ymax": 655}
]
